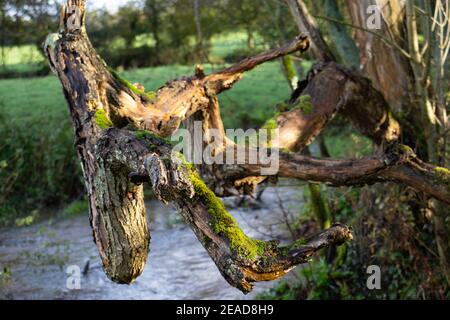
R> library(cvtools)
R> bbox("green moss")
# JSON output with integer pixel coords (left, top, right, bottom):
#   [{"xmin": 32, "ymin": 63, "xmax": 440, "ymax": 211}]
[
  {"xmin": 259, "ymin": 116, "xmax": 280, "ymax": 148},
  {"xmin": 261, "ymin": 118, "xmax": 278, "ymax": 130},
  {"xmin": 296, "ymin": 95, "xmax": 313, "ymax": 115},
  {"xmin": 280, "ymin": 147, "xmax": 295, "ymax": 154},
  {"xmin": 292, "ymin": 237, "xmax": 307, "ymax": 247},
  {"xmin": 432, "ymin": 167, "xmax": 450, "ymax": 193},
  {"xmin": 436, "ymin": 167, "xmax": 450, "ymax": 176},
  {"xmin": 435, "ymin": 167, "xmax": 450, "ymax": 186},
  {"xmin": 134, "ymin": 129, "xmax": 175, "ymax": 148},
  {"xmin": 173, "ymin": 152, "xmax": 196, "ymax": 171},
  {"xmin": 279, "ymin": 237, "xmax": 308, "ymax": 256},
  {"xmin": 273, "ymin": 95, "xmax": 313, "ymax": 120},
  {"xmin": 145, "ymin": 91, "xmax": 157, "ymax": 100},
  {"xmin": 188, "ymin": 170, "xmax": 266, "ymax": 260},
  {"xmin": 108, "ymin": 67, "xmax": 157, "ymax": 101},
  {"xmin": 282, "ymin": 55, "xmax": 298, "ymax": 85},
  {"xmin": 94, "ymin": 109, "xmax": 113, "ymax": 129},
  {"xmin": 276, "ymin": 102, "xmax": 289, "ymax": 113},
  {"xmin": 399, "ymin": 144, "xmax": 414, "ymax": 154},
  {"xmin": 135, "ymin": 129, "xmax": 150, "ymax": 140}
]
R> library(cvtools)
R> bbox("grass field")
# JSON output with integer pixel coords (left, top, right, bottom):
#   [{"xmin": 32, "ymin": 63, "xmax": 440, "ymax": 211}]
[
  {"xmin": 0, "ymin": 31, "xmax": 291, "ymax": 129},
  {"xmin": 0, "ymin": 61, "xmax": 290, "ymax": 128}
]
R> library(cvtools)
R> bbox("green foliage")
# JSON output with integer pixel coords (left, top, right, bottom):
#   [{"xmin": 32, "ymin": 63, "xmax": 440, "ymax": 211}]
[
  {"xmin": 0, "ymin": 266, "xmax": 12, "ymax": 288},
  {"xmin": 0, "ymin": 100, "xmax": 83, "ymax": 225},
  {"xmin": 210, "ymin": 32, "xmax": 264, "ymax": 62},
  {"xmin": 223, "ymin": 47, "xmax": 264, "ymax": 63},
  {"xmin": 299, "ymin": 258, "xmax": 354, "ymax": 300},
  {"xmin": 14, "ymin": 210, "xmax": 39, "ymax": 227},
  {"xmin": 61, "ymin": 199, "xmax": 88, "ymax": 218},
  {"xmin": 257, "ymin": 281, "xmax": 300, "ymax": 300},
  {"xmin": 260, "ymin": 184, "xmax": 450, "ymax": 300},
  {"xmin": 0, "ymin": 44, "xmax": 49, "ymax": 78}
]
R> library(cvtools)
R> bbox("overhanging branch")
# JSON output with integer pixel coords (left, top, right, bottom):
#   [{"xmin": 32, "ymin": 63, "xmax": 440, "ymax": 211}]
[
  {"xmin": 220, "ymin": 145, "xmax": 450, "ymax": 205},
  {"xmin": 97, "ymin": 128, "xmax": 353, "ymax": 293}
]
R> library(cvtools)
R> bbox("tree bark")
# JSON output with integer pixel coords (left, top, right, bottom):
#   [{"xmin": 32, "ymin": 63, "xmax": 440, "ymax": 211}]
[
  {"xmin": 319, "ymin": 0, "xmax": 360, "ymax": 68},
  {"xmin": 285, "ymin": 0, "xmax": 335, "ymax": 62},
  {"xmin": 346, "ymin": 0, "xmax": 450, "ymax": 287}
]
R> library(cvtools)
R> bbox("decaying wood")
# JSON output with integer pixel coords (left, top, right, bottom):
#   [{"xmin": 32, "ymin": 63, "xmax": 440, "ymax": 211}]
[
  {"xmin": 277, "ymin": 61, "xmax": 401, "ymax": 150},
  {"xmin": 96, "ymin": 128, "xmax": 353, "ymax": 293},
  {"xmin": 44, "ymin": 0, "xmax": 450, "ymax": 294}
]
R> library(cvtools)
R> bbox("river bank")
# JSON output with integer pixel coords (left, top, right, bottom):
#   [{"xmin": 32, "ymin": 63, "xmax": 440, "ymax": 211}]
[{"xmin": 0, "ymin": 185, "xmax": 304, "ymax": 300}]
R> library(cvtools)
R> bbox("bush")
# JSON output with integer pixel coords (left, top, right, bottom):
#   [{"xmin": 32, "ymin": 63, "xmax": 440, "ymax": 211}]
[
  {"xmin": 223, "ymin": 47, "xmax": 264, "ymax": 63},
  {"xmin": 61, "ymin": 199, "xmax": 89, "ymax": 218},
  {"xmin": 0, "ymin": 106, "xmax": 83, "ymax": 225},
  {"xmin": 257, "ymin": 185, "xmax": 450, "ymax": 300},
  {"xmin": 98, "ymin": 44, "xmax": 205, "ymax": 69},
  {"xmin": 0, "ymin": 63, "xmax": 51, "ymax": 79}
]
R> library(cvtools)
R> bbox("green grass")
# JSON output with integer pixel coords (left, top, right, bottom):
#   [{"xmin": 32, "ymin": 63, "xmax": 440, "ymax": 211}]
[
  {"xmin": 0, "ymin": 76, "xmax": 67, "ymax": 123},
  {"xmin": 323, "ymin": 131, "xmax": 373, "ymax": 159},
  {"xmin": 0, "ymin": 61, "xmax": 290, "ymax": 128}
]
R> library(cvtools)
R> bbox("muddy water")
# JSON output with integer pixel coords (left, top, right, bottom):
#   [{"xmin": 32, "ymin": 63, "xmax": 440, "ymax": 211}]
[{"xmin": 0, "ymin": 186, "xmax": 303, "ymax": 300}]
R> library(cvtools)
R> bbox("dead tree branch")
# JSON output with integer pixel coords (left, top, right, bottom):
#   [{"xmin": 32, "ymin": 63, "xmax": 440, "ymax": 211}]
[{"xmin": 43, "ymin": 0, "xmax": 449, "ymax": 294}]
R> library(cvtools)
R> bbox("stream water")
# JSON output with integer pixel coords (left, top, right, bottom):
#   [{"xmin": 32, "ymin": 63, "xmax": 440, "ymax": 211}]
[{"xmin": 0, "ymin": 185, "xmax": 304, "ymax": 300}]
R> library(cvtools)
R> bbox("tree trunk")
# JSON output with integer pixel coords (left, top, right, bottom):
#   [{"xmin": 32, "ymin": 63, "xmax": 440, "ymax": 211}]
[
  {"xmin": 193, "ymin": 0, "xmax": 207, "ymax": 63},
  {"xmin": 319, "ymin": 0, "xmax": 360, "ymax": 68},
  {"xmin": 285, "ymin": 0, "xmax": 335, "ymax": 62},
  {"xmin": 346, "ymin": 0, "xmax": 450, "ymax": 287}
]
